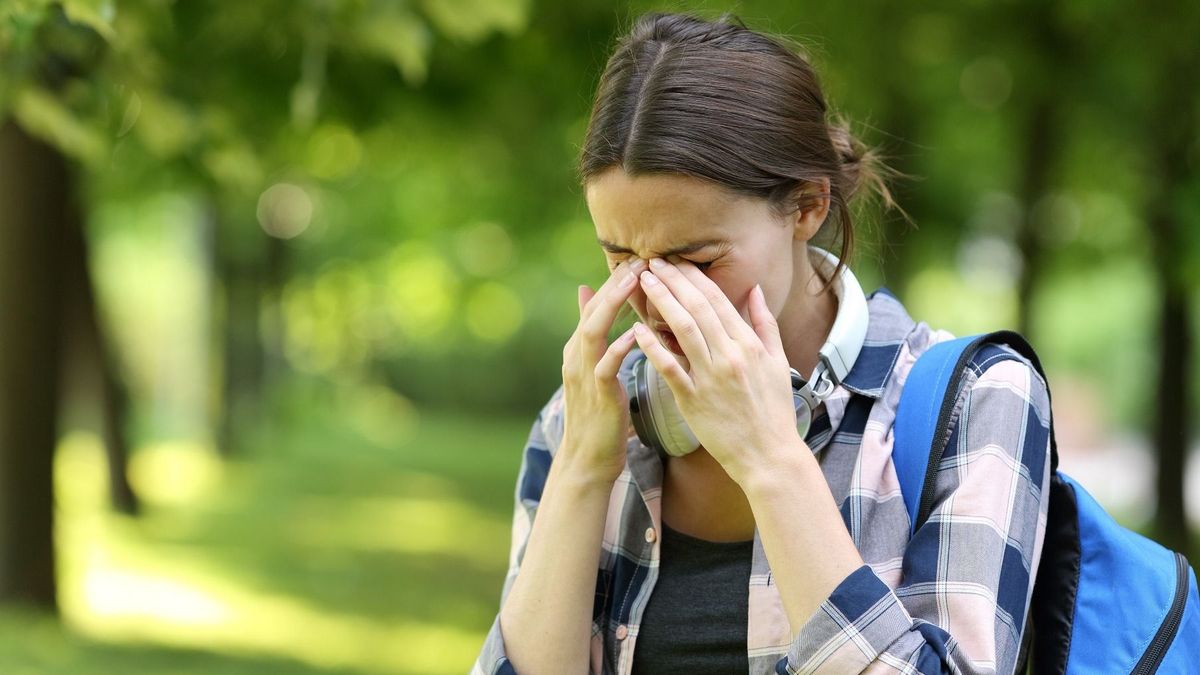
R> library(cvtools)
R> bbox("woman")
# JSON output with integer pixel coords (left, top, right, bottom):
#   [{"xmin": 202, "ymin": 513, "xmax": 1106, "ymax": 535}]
[{"xmin": 473, "ymin": 11, "xmax": 1051, "ymax": 675}]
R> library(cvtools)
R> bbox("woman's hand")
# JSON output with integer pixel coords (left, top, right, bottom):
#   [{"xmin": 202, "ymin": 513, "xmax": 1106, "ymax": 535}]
[
  {"xmin": 559, "ymin": 258, "xmax": 647, "ymax": 486},
  {"xmin": 631, "ymin": 256, "xmax": 804, "ymax": 485}
]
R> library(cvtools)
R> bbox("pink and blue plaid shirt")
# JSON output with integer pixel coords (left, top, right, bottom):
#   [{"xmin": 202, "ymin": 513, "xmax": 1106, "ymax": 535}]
[{"xmin": 472, "ymin": 286, "xmax": 1052, "ymax": 674}]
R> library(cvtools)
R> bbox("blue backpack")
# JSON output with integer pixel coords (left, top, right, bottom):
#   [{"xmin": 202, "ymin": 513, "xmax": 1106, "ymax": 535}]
[{"xmin": 893, "ymin": 329, "xmax": 1200, "ymax": 673}]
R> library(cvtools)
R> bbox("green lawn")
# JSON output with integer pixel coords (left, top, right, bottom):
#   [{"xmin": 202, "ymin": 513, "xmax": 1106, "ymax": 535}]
[
  {"xmin": 0, "ymin": 383, "xmax": 533, "ymax": 674},
  {"xmin": 4, "ymin": 380, "xmax": 1194, "ymax": 674}
]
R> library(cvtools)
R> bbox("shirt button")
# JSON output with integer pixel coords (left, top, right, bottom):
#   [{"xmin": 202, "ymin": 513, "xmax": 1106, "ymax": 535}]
[
  {"xmin": 644, "ymin": 527, "xmax": 657, "ymax": 543},
  {"xmin": 615, "ymin": 624, "xmax": 629, "ymax": 640}
]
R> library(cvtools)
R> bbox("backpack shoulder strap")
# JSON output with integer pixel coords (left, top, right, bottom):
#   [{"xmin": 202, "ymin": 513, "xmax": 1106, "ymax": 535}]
[{"xmin": 894, "ymin": 329, "xmax": 1059, "ymax": 537}]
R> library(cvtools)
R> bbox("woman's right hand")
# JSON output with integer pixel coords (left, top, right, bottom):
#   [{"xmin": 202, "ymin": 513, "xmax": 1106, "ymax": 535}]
[{"xmin": 559, "ymin": 258, "xmax": 647, "ymax": 486}]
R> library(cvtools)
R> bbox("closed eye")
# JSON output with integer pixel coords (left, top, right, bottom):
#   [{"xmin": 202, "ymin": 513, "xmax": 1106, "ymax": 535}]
[{"xmin": 606, "ymin": 258, "xmax": 715, "ymax": 272}]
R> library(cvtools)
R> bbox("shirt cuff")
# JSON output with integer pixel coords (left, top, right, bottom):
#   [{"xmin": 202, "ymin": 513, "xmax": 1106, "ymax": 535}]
[{"xmin": 775, "ymin": 564, "xmax": 934, "ymax": 674}]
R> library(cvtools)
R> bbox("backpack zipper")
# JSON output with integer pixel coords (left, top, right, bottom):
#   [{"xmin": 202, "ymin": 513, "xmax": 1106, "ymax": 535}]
[{"xmin": 1130, "ymin": 552, "xmax": 1189, "ymax": 674}]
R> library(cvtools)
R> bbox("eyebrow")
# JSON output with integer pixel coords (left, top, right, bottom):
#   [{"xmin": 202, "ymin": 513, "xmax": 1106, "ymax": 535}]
[{"xmin": 595, "ymin": 237, "xmax": 729, "ymax": 257}]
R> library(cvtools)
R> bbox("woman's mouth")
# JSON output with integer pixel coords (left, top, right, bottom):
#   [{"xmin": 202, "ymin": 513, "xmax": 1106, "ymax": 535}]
[{"xmin": 658, "ymin": 328, "xmax": 684, "ymax": 356}]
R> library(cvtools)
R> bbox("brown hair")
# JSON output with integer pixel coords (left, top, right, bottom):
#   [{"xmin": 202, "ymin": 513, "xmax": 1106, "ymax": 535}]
[{"xmin": 577, "ymin": 11, "xmax": 904, "ymax": 301}]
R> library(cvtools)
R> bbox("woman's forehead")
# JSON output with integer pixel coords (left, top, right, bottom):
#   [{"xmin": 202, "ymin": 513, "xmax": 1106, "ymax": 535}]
[{"xmin": 585, "ymin": 170, "xmax": 766, "ymax": 253}]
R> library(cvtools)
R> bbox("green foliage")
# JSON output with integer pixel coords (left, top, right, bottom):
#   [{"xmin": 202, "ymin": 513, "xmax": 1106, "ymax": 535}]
[
  {"xmin": 3, "ymin": 0, "xmax": 1190, "ymax": 422},
  {"xmin": 2, "ymin": 0, "xmax": 1199, "ymax": 667}
]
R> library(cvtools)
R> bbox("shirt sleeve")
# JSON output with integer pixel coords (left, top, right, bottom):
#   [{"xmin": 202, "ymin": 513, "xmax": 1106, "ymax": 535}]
[
  {"xmin": 472, "ymin": 384, "xmax": 608, "ymax": 675},
  {"xmin": 468, "ymin": 384, "xmax": 561, "ymax": 672},
  {"xmin": 775, "ymin": 347, "xmax": 1053, "ymax": 675}
]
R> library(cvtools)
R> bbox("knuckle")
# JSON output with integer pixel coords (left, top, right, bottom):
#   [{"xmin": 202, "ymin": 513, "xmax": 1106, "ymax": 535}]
[
  {"xmin": 745, "ymin": 340, "xmax": 768, "ymax": 359},
  {"xmin": 720, "ymin": 354, "xmax": 744, "ymax": 375},
  {"xmin": 579, "ymin": 322, "xmax": 605, "ymax": 342}
]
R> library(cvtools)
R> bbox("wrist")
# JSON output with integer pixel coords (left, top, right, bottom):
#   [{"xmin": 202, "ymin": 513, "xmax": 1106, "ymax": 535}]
[
  {"xmin": 736, "ymin": 437, "xmax": 817, "ymax": 497},
  {"xmin": 550, "ymin": 450, "xmax": 619, "ymax": 497}
]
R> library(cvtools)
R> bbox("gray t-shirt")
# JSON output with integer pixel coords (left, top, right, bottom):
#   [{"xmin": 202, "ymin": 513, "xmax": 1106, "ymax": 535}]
[{"xmin": 629, "ymin": 519, "xmax": 754, "ymax": 674}]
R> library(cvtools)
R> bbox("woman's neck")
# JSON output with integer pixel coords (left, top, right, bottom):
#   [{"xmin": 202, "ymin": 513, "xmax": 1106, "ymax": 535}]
[
  {"xmin": 778, "ymin": 260, "xmax": 839, "ymax": 381},
  {"xmin": 661, "ymin": 446, "xmax": 756, "ymax": 543}
]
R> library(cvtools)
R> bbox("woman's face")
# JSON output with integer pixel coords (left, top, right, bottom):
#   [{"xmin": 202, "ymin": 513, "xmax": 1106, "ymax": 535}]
[{"xmin": 584, "ymin": 168, "xmax": 823, "ymax": 368}]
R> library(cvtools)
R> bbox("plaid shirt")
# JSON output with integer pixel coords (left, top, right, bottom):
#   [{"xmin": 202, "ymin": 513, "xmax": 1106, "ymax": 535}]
[{"xmin": 472, "ymin": 286, "xmax": 1052, "ymax": 674}]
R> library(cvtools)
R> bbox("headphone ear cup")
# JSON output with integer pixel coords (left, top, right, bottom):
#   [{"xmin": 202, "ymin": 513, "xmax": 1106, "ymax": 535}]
[
  {"xmin": 794, "ymin": 396, "xmax": 812, "ymax": 442},
  {"xmin": 791, "ymin": 368, "xmax": 813, "ymax": 442},
  {"xmin": 644, "ymin": 362, "xmax": 700, "ymax": 457}
]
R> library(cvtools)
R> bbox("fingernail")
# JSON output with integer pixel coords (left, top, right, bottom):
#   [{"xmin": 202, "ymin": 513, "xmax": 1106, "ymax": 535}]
[
  {"xmin": 628, "ymin": 258, "xmax": 646, "ymax": 272},
  {"xmin": 620, "ymin": 270, "xmax": 637, "ymax": 288},
  {"xmin": 649, "ymin": 257, "xmax": 666, "ymax": 270},
  {"xmin": 640, "ymin": 271, "xmax": 659, "ymax": 286}
]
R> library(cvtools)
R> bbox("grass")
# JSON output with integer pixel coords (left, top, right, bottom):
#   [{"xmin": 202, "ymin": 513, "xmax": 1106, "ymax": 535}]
[
  {"xmin": 4, "ymin": 376, "xmax": 1195, "ymax": 673},
  {"xmin": 0, "ymin": 379, "xmax": 535, "ymax": 674}
]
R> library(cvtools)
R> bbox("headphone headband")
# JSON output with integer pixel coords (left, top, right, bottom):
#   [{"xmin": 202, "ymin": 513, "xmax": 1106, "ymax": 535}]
[{"xmin": 801, "ymin": 245, "xmax": 869, "ymax": 401}]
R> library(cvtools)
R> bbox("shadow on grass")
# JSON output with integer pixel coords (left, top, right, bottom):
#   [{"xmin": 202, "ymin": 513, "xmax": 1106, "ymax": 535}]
[
  {"xmin": 0, "ymin": 607, "xmax": 369, "ymax": 675},
  {"xmin": 52, "ymin": 401, "xmax": 537, "ymax": 674}
]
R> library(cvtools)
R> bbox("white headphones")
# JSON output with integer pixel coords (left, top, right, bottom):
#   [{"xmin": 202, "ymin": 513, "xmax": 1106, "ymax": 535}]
[{"xmin": 626, "ymin": 245, "xmax": 869, "ymax": 457}]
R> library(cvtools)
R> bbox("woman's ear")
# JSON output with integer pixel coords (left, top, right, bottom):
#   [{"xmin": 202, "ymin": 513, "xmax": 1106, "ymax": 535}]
[{"xmin": 791, "ymin": 177, "xmax": 832, "ymax": 242}]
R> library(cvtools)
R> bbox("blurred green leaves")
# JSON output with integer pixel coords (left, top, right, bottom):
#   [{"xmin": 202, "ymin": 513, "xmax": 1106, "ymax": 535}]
[{"xmin": 2, "ymin": 0, "xmax": 1197, "ymax": 421}]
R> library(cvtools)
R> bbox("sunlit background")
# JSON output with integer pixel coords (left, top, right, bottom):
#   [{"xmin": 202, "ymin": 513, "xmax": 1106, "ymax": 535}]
[{"xmin": 0, "ymin": 0, "xmax": 1197, "ymax": 673}]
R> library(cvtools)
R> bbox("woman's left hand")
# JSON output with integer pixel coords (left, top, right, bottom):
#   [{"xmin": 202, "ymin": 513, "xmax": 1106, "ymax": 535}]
[{"xmin": 632, "ymin": 256, "xmax": 807, "ymax": 484}]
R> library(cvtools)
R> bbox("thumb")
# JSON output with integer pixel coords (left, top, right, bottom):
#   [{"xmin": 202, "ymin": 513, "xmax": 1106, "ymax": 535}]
[
  {"xmin": 748, "ymin": 284, "xmax": 785, "ymax": 359},
  {"xmin": 578, "ymin": 285, "xmax": 594, "ymax": 315}
]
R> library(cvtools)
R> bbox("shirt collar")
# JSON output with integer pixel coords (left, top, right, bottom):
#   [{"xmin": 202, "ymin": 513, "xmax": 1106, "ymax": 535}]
[{"xmin": 835, "ymin": 286, "xmax": 918, "ymax": 399}]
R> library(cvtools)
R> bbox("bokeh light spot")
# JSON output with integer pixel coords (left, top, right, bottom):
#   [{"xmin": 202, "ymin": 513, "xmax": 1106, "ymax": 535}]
[
  {"xmin": 960, "ymin": 57, "xmax": 1012, "ymax": 110},
  {"xmin": 305, "ymin": 124, "xmax": 362, "ymax": 180},
  {"xmin": 465, "ymin": 281, "xmax": 524, "ymax": 343},
  {"xmin": 257, "ymin": 182, "xmax": 314, "ymax": 239},
  {"xmin": 454, "ymin": 221, "xmax": 515, "ymax": 277}
]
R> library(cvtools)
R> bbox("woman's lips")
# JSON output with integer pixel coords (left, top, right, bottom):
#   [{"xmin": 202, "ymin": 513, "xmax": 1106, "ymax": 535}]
[{"xmin": 658, "ymin": 329, "xmax": 683, "ymax": 356}]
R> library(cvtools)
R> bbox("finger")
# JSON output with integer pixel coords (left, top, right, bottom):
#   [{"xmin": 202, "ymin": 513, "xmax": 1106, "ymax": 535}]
[
  {"xmin": 748, "ymin": 283, "xmax": 786, "ymax": 360},
  {"xmin": 578, "ymin": 283, "xmax": 592, "ymax": 314},
  {"xmin": 646, "ymin": 259, "xmax": 731, "ymax": 347},
  {"xmin": 583, "ymin": 258, "xmax": 646, "ymax": 316},
  {"xmin": 638, "ymin": 267, "xmax": 718, "ymax": 366},
  {"xmin": 632, "ymin": 322, "xmax": 694, "ymax": 396},
  {"xmin": 579, "ymin": 260, "xmax": 645, "ymax": 356},
  {"xmin": 666, "ymin": 256, "xmax": 760, "ymax": 345},
  {"xmin": 595, "ymin": 324, "xmax": 638, "ymax": 382},
  {"xmin": 645, "ymin": 259, "xmax": 737, "ymax": 359},
  {"xmin": 581, "ymin": 259, "xmax": 641, "ymax": 322},
  {"xmin": 565, "ymin": 285, "xmax": 593, "ymax": 366}
]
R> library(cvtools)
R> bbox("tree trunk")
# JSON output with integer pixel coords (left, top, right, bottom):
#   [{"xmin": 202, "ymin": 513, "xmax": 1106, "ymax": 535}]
[
  {"xmin": 0, "ymin": 119, "xmax": 67, "ymax": 611},
  {"xmin": 213, "ymin": 205, "xmax": 265, "ymax": 456},
  {"xmin": 1152, "ymin": 281, "xmax": 1190, "ymax": 553},
  {"xmin": 61, "ymin": 203, "xmax": 139, "ymax": 514},
  {"xmin": 1010, "ymin": 0, "xmax": 1071, "ymax": 340},
  {"xmin": 1147, "ymin": 46, "xmax": 1197, "ymax": 555},
  {"xmin": 1013, "ymin": 96, "xmax": 1054, "ymax": 339}
]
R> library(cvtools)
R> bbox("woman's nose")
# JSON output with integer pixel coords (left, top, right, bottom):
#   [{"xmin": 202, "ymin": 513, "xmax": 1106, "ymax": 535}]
[{"xmin": 627, "ymin": 287, "xmax": 656, "ymax": 322}]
